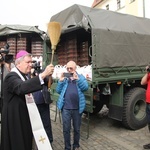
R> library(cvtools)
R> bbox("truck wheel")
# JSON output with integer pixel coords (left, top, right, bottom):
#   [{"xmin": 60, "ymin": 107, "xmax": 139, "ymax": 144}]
[{"xmin": 122, "ymin": 87, "xmax": 147, "ymax": 130}]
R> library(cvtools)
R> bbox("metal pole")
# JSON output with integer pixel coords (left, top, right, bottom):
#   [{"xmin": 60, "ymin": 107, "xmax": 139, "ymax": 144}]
[{"xmin": 143, "ymin": 0, "xmax": 145, "ymax": 17}]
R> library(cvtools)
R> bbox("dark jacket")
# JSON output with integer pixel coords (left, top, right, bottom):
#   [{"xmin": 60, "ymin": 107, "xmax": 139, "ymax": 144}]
[
  {"xmin": 33, "ymin": 84, "xmax": 52, "ymax": 104},
  {"xmin": 32, "ymin": 75, "xmax": 52, "ymax": 104},
  {"xmin": 1, "ymin": 71, "xmax": 42, "ymax": 150}
]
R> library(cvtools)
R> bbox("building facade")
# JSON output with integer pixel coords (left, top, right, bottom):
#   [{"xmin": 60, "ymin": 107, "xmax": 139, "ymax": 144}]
[{"xmin": 92, "ymin": 0, "xmax": 150, "ymax": 19}]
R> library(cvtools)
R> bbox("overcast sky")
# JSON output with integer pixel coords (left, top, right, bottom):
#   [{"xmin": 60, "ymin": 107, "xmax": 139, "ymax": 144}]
[{"xmin": 0, "ymin": 0, "xmax": 94, "ymax": 31}]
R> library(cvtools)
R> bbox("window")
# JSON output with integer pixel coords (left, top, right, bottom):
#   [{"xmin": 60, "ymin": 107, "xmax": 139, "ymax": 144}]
[
  {"xmin": 106, "ymin": 4, "xmax": 109, "ymax": 10},
  {"xmin": 117, "ymin": 0, "xmax": 121, "ymax": 9}
]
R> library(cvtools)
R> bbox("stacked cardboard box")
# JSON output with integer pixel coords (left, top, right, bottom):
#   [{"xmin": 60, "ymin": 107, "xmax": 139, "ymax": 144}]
[
  {"xmin": 57, "ymin": 37, "xmax": 91, "ymax": 66},
  {"xmin": 57, "ymin": 38, "xmax": 78, "ymax": 65},
  {"xmin": 66, "ymin": 38, "xmax": 78, "ymax": 64},
  {"xmin": 79, "ymin": 41, "xmax": 89, "ymax": 66},
  {"xmin": 17, "ymin": 37, "xmax": 27, "ymax": 52},
  {"xmin": 57, "ymin": 42, "xmax": 67, "ymax": 65},
  {"xmin": 32, "ymin": 39, "xmax": 43, "ymax": 57},
  {"xmin": 7, "ymin": 37, "xmax": 16, "ymax": 55}
]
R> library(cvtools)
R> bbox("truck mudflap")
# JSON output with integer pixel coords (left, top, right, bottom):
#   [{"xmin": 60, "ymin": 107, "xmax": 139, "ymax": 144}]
[
  {"xmin": 122, "ymin": 87, "xmax": 147, "ymax": 130},
  {"xmin": 108, "ymin": 105, "xmax": 123, "ymax": 121}
]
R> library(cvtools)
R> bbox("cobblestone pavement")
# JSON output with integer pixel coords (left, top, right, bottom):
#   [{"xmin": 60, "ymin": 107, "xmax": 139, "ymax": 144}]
[
  {"xmin": 0, "ymin": 104, "xmax": 150, "ymax": 150},
  {"xmin": 50, "ymin": 104, "xmax": 150, "ymax": 150}
]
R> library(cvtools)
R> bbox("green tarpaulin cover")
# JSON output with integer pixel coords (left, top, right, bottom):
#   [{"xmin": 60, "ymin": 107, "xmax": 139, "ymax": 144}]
[{"xmin": 50, "ymin": 4, "xmax": 150, "ymax": 68}]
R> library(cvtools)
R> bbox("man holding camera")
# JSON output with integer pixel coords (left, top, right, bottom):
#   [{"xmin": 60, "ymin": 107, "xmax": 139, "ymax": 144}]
[
  {"xmin": 141, "ymin": 66, "xmax": 150, "ymax": 149},
  {"xmin": 56, "ymin": 60, "xmax": 88, "ymax": 150}
]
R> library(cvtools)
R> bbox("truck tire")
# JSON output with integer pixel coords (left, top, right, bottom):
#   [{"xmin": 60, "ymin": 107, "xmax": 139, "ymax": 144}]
[{"xmin": 122, "ymin": 87, "xmax": 147, "ymax": 130}]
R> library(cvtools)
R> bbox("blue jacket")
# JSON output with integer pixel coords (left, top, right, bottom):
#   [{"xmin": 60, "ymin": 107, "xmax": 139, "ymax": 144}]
[{"xmin": 56, "ymin": 74, "xmax": 88, "ymax": 114}]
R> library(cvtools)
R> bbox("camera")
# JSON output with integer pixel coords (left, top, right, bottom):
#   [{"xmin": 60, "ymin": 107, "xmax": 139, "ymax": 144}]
[
  {"xmin": 0, "ymin": 43, "xmax": 13, "ymax": 63},
  {"xmin": 63, "ymin": 72, "xmax": 73, "ymax": 78},
  {"xmin": 32, "ymin": 61, "xmax": 41, "ymax": 75},
  {"xmin": 0, "ymin": 43, "xmax": 9, "ymax": 55},
  {"xmin": 147, "ymin": 66, "xmax": 150, "ymax": 72}
]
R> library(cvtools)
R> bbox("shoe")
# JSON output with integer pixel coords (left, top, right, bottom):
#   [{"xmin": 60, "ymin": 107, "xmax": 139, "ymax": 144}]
[
  {"xmin": 143, "ymin": 143, "xmax": 150, "ymax": 149},
  {"xmin": 74, "ymin": 148, "xmax": 79, "ymax": 150}
]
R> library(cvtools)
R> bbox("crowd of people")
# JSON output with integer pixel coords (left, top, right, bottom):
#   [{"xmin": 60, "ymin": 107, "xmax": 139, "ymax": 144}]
[{"xmin": 0, "ymin": 50, "xmax": 88, "ymax": 150}]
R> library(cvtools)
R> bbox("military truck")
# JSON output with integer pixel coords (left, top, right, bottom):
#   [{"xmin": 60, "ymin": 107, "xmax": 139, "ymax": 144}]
[{"xmin": 43, "ymin": 4, "xmax": 150, "ymax": 130}]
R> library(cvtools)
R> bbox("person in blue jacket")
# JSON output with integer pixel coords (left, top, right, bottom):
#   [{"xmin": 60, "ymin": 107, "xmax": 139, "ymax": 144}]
[{"xmin": 56, "ymin": 60, "xmax": 88, "ymax": 150}]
